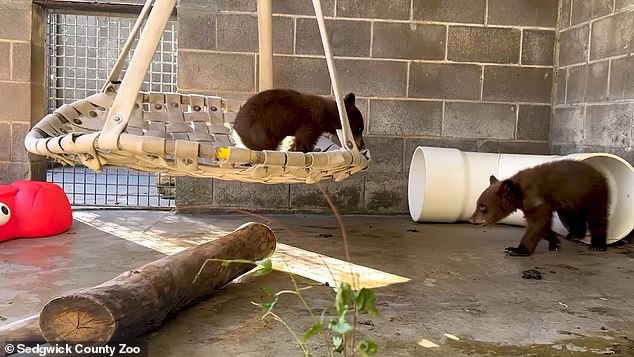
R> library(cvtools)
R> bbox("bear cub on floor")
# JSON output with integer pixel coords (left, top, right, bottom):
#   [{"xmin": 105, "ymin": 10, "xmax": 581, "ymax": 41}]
[
  {"xmin": 469, "ymin": 160, "xmax": 610, "ymax": 257},
  {"xmin": 232, "ymin": 89, "xmax": 365, "ymax": 153}
]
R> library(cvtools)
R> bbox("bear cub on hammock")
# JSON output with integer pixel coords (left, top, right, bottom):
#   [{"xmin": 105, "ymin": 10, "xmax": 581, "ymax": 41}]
[
  {"xmin": 232, "ymin": 89, "xmax": 365, "ymax": 153},
  {"xmin": 469, "ymin": 160, "xmax": 609, "ymax": 257}
]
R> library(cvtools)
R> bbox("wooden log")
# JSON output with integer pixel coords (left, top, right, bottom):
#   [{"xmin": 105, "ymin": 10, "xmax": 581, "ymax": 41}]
[
  {"xmin": 38, "ymin": 222, "xmax": 277, "ymax": 345},
  {"xmin": 0, "ymin": 315, "xmax": 44, "ymax": 352}
]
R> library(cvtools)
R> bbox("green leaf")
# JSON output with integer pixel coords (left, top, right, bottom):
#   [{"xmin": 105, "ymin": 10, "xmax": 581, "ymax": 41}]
[
  {"xmin": 356, "ymin": 340, "xmax": 377, "ymax": 356},
  {"xmin": 355, "ymin": 288, "xmax": 379, "ymax": 316},
  {"xmin": 303, "ymin": 322, "xmax": 322, "ymax": 341},
  {"xmin": 254, "ymin": 297, "xmax": 278, "ymax": 314},
  {"xmin": 329, "ymin": 320, "xmax": 353, "ymax": 334},
  {"xmin": 335, "ymin": 282, "xmax": 353, "ymax": 317},
  {"xmin": 332, "ymin": 336, "xmax": 344, "ymax": 353},
  {"xmin": 262, "ymin": 287, "xmax": 273, "ymax": 296},
  {"xmin": 253, "ymin": 258, "xmax": 273, "ymax": 277}
]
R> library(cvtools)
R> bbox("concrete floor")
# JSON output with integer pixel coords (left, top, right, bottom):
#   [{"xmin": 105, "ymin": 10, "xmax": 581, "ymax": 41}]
[{"xmin": 1, "ymin": 210, "xmax": 633, "ymax": 356}]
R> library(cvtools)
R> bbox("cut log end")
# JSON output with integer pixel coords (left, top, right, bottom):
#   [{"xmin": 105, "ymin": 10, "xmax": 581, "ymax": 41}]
[{"xmin": 39, "ymin": 295, "xmax": 115, "ymax": 345}]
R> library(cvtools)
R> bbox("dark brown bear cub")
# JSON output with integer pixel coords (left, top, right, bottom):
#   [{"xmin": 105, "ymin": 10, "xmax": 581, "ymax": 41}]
[
  {"xmin": 469, "ymin": 160, "xmax": 609, "ymax": 256},
  {"xmin": 232, "ymin": 89, "xmax": 365, "ymax": 153}
]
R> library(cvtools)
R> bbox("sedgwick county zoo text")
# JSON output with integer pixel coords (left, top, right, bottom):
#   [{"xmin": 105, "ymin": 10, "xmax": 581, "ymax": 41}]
[{"xmin": 3, "ymin": 341, "xmax": 148, "ymax": 357}]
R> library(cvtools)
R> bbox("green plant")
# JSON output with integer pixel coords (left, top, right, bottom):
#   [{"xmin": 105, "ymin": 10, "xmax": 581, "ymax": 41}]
[
  {"xmin": 193, "ymin": 182, "xmax": 380, "ymax": 356},
  {"xmin": 250, "ymin": 259, "xmax": 379, "ymax": 357}
]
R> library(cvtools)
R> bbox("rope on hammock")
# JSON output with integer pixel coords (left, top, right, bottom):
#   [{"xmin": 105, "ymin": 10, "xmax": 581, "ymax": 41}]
[{"xmin": 23, "ymin": 0, "xmax": 371, "ymax": 184}]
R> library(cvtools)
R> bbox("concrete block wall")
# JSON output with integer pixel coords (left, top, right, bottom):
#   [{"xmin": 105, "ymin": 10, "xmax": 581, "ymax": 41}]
[
  {"xmin": 175, "ymin": 0, "xmax": 558, "ymax": 213},
  {"xmin": 0, "ymin": 0, "xmax": 47, "ymax": 184},
  {"xmin": 552, "ymin": 1, "xmax": 634, "ymax": 162}
]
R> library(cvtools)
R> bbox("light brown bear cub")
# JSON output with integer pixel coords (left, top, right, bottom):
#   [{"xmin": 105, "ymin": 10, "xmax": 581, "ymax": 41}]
[{"xmin": 469, "ymin": 160, "xmax": 609, "ymax": 256}]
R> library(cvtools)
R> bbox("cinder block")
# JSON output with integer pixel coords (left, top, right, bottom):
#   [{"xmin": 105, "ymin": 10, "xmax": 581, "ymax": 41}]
[
  {"xmin": 483, "ymin": 66, "xmax": 552, "ymax": 103},
  {"xmin": 289, "ymin": 174, "xmax": 364, "ymax": 212},
  {"xmin": 552, "ymin": 106, "xmax": 584, "ymax": 144},
  {"xmin": 368, "ymin": 99, "xmax": 442, "ymax": 136},
  {"xmin": 335, "ymin": 59, "xmax": 408, "ymax": 97},
  {"xmin": 179, "ymin": 0, "xmax": 221, "ymax": 9},
  {"xmin": 0, "ymin": 123, "xmax": 10, "ymax": 161},
  {"xmin": 336, "ymin": 0, "xmax": 410, "ymax": 20},
  {"xmin": 214, "ymin": 179, "xmax": 290, "ymax": 209},
  {"xmin": 177, "ymin": 51, "xmax": 255, "ymax": 92},
  {"xmin": 404, "ymin": 137, "xmax": 478, "ymax": 172},
  {"xmin": 567, "ymin": 62, "xmax": 608, "ymax": 103},
  {"xmin": 517, "ymin": 105, "xmax": 551, "ymax": 141},
  {"xmin": 372, "ymin": 22, "xmax": 445, "ymax": 60},
  {"xmin": 521, "ymin": 30, "xmax": 555, "ymax": 65},
  {"xmin": 177, "ymin": 8, "xmax": 216, "ymax": 50},
  {"xmin": 273, "ymin": 0, "xmax": 335, "ymax": 16},
  {"xmin": 0, "ymin": 162, "xmax": 30, "ymax": 185},
  {"xmin": 558, "ymin": 25, "xmax": 589, "ymax": 66},
  {"xmin": 12, "ymin": 42, "xmax": 30, "ymax": 82},
  {"xmin": 591, "ymin": 11, "xmax": 634, "ymax": 60},
  {"xmin": 272, "ymin": 56, "xmax": 330, "ymax": 95},
  {"xmin": 217, "ymin": 14, "xmax": 293, "ymax": 54},
  {"xmin": 0, "ymin": 42, "xmax": 9, "ymax": 80},
  {"xmin": 584, "ymin": 104, "xmax": 633, "ymax": 146},
  {"xmin": 550, "ymin": 144, "xmax": 577, "ymax": 156},
  {"xmin": 487, "ymin": 0, "xmax": 558, "ymax": 27},
  {"xmin": 444, "ymin": 102, "xmax": 516, "ymax": 139},
  {"xmin": 477, "ymin": 141, "xmax": 549, "ymax": 155},
  {"xmin": 174, "ymin": 177, "xmax": 214, "ymax": 208},
  {"xmin": 0, "ymin": 1, "xmax": 31, "ymax": 41},
  {"xmin": 11, "ymin": 122, "xmax": 29, "ymax": 162},
  {"xmin": 616, "ymin": 0, "xmax": 634, "ymax": 9},
  {"xmin": 0, "ymin": 82, "xmax": 30, "ymax": 122},
  {"xmin": 571, "ymin": 0, "xmax": 614, "ymax": 25},
  {"xmin": 363, "ymin": 136, "xmax": 404, "ymax": 173},
  {"xmin": 609, "ymin": 54, "xmax": 634, "ymax": 100},
  {"xmin": 296, "ymin": 18, "xmax": 371, "ymax": 57},
  {"xmin": 560, "ymin": 0, "xmax": 572, "ymax": 29},
  {"xmin": 551, "ymin": 144, "xmax": 634, "ymax": 162},
  {"xmin": 555, "ymin": 69, "xmax": 567, "ymax": 104},
  {"xmin": 409, "ymin": 63, "xmax": 482, "ymax": 100},
  {"xmin": 218, "ymin": 0, "xmax": 255, "ymax": 11},
  {"xmin": 447, "ymin": 26, "xmax": 520, "ymax": 64},
  {"xmin": 364, "ymin": 173, "xmax": 408, "ymax": 213},
  {"xmin": 555, "ymin": 145, "xmax": 634, "ymax": 164},
  {"xmin": 412, "ymin": 0, "xmax": 486, "ymax": 24}
]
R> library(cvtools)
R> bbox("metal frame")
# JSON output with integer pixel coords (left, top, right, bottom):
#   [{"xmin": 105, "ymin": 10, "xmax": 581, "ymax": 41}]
[
  {"xmin": 45, "ymin": 8, "xmax": 178, "ymax": 209},
  {"xmin": 98, "ymin": 0, "xmax": 359, "ymax": 153}
]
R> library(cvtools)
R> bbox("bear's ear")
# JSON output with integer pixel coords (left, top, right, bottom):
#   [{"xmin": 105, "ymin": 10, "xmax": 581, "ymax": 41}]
[
  {"xmin": 344, "ymin": 93, "xmax": 356, "ymax": 109},
  {"xmin": 499, "ymin": 179, "xmax": 515, "ymax": 197},
  {"xmin": 489, "ymin": 175, "xmax": 499, "ymax": 185}
]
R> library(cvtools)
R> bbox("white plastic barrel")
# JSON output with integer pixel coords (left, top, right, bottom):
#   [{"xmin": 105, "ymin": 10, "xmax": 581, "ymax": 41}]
[{"xmin": 408, "ymin": 146, "xmax": 634, "ymax": 244}]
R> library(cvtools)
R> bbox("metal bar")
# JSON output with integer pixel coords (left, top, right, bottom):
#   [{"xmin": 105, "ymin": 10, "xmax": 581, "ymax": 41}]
[
  {"xmin": 98, "ymin": 0, "xmax": 176, "ymax": 150},
  {"xmin": 257, "ymin": 0, "xmax": 273, "ymax": 91},
  {"xmin": 310, "ymin": 0, "xmax": 357, "ymax": 152},
  {"xmin": 100, "ymin": 0, "xmax": 156, "ymax": 92}
]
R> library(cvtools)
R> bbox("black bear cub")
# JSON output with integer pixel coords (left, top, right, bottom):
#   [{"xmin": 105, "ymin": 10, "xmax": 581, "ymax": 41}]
[
  {"xmin": 232, "ymin": 89, "xmax": 365, "ymax": 153},
  {"xmin": 469, "ymin": 160, "xmax": 610, "ymax": 256}
]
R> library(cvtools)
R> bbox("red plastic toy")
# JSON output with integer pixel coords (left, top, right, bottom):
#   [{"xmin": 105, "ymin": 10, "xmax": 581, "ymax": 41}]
[{"xmin": 0, "ymin": 180, "xmax": 72, "ymax": 242}]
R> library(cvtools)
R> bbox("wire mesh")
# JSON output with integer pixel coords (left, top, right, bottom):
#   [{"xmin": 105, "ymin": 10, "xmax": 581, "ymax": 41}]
[{"xmin": 45, "ymin": 9, "xmax": 178, "ymax": 208}]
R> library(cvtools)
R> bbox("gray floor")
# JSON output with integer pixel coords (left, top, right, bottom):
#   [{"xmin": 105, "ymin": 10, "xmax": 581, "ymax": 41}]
[{"xmin": 1, "ymin": 210, "xmax": 633, "ymax": 356}]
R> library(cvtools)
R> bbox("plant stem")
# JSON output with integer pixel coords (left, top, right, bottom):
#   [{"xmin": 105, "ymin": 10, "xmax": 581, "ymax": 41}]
[
  {"xmin": 316, "ymin": 182, "xmax": 359, "ymax": 355},
  {"xmin": 315, "ymin": 183, "xmax": 356, "ymax": 291},
  {"xmin": 286, "ymin": 262, "xmax": 334, "ymax": 357},
  {"xmin": 264, "ymin": 311, "xmax": 311, "ymax": 356},
  {"xmin": 192, "ymin": 258, "xmax": 255, "ymax": 284}
]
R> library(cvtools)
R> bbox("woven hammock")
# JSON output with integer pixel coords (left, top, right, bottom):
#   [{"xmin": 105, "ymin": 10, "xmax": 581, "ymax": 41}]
[{"xmin": 24, "ymin": 0, "xmax": 371, "ymax": 184}]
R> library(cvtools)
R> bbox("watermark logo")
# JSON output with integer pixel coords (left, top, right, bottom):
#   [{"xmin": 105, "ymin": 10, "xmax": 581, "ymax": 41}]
[{"xmin": 3, "ymin": 340, "xmax": 148, "ymax": 357}]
